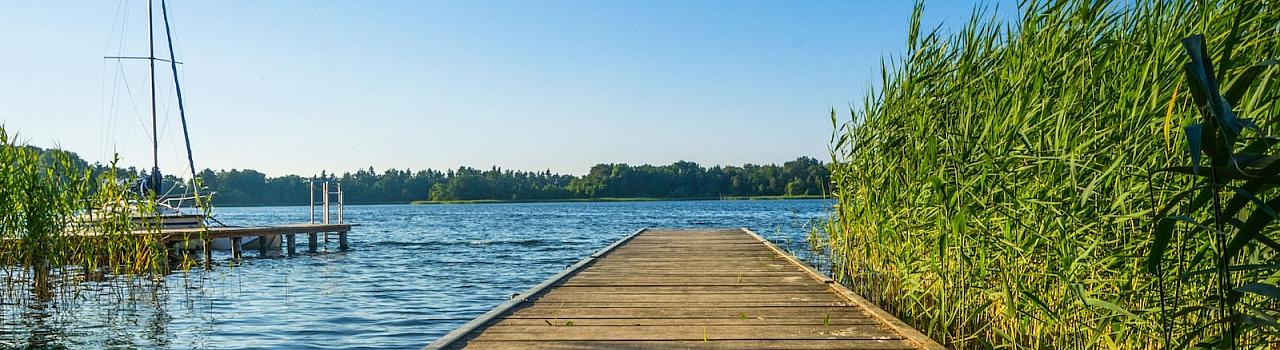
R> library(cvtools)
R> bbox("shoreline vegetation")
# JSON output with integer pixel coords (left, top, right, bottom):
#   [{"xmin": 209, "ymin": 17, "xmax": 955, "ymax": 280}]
[
  {"xmin": 1, "ymin": 126, "xmax": 196, "ymax": 312},
  {"xmin": 23, "ymin": 146, "xmax": 831, "ymax": 207},
  {"xmin": 407, "ymin": 194, "xmax": 826, "ymax": 205},
  {"xmin": 821, "ymin": 1, "xmax": 1279, "ymax": 349}
]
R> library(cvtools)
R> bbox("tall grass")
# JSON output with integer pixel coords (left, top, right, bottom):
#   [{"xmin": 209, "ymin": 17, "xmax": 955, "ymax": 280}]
[
  {"xmin": 819, "ymin": 1, "xmax": 1279, "ymax": 348},
  {"xmin": 0, "ymin": 125, "xmax": 199, "ymax": 310}
]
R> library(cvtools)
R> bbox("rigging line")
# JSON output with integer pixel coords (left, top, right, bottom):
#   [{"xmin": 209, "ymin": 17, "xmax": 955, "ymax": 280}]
[
  {"xmin": 117, "ymin": 63, "xmax": 149, "ymax": 149},
  {"xmin": 107, "ymin": 63, "xmax": 129, "ymax": 159},
  {"xmin": 162, "ymin": 0, "xmax": 198, "ymax": 186},
  {"xmin": 111, "ymin": 0, "xmax": 137, "ymax": 167},
  {"xmin": 100, "ymin": 0, "xmax": 127, "ymax": 162},
  {"xmin": 103, "ymin": 0, "xmax": 131, "ymax": 162}
]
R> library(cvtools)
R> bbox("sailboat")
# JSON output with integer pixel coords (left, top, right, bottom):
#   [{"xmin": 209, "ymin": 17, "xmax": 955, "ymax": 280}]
[{"xmin": 107, "ymin": 0, "xmax": 279, "ymax": 252}]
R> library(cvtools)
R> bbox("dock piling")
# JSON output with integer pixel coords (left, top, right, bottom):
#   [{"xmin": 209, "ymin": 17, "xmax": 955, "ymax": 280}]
[
  {"xmin": 230, "ymin": 237, "xmax": 243, "ymax": 260},
  {"xmin": 338, "ymin": 231, "xmax": 349, "ymax": 250},
  {"xmin": 258, "ymin": 235, "xmax": 269, "ymax": 256},
  {"xmin": 308, "ymin": 233, "xmax": 318, "ymax": 253},
  {"xmin": 287, "ymin": 234, "xmax": 297, "ymax": 255},
  {"xmin": 130, "ymin": 224, "xmax": 351, "ymax": 262}
]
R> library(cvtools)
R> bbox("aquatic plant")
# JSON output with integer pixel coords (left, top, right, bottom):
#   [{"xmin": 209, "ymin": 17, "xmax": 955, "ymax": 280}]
[
  {"xmin": 0, "ymin": 125, "xmax": 204, "ymax": 312},
  {"xmin": 1147, "ymin": 34, "xmax": 1280, "ymax": 348},
  {"xmin": 819, "ymin": 0, "xmax": 1280, "ymax": 348}
]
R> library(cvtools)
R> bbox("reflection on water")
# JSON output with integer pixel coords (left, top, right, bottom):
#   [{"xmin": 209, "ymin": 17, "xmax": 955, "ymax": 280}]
[{"xmin": 1, "ymin": 199, "xmax": 830, "ymax": 349}]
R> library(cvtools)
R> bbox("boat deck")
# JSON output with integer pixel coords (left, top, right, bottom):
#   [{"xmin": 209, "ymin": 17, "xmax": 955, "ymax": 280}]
[{"xmin": 427, "ymin": 228, "xmax": 942, "ymax": 350}]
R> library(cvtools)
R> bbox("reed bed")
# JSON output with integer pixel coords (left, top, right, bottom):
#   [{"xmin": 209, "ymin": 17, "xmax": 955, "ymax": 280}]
[
  {"xmin": 0, "ymin": 125, "xmax": 205, "ymax": 319},
  {"xmin": 819, "ymin": 1, "xmax": 1280, "ymax": 348}
]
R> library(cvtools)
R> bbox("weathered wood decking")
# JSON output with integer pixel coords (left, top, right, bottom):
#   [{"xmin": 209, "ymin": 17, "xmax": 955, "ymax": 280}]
[{"xmin": 427, "ymin": 228, "xmax": 942, "ymax": 350}]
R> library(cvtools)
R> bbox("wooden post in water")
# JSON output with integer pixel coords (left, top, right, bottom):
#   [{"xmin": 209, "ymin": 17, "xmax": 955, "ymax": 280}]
[
  {"xmin": 230, "ymin": 237, "xmax": 243, "ymax": 260},
  {"xmin": 308, "ymin": 232, "xmax": 318, "ymax": 253},
  {"xmin": 287, "ymin": 234, "xmax": 296, "ymax": 255},
  {"xmin": 258, "ymin": 235, "xmax": 269, "ymax": 256},
  {"xmin": 339, "ymin": 231, "xmax": 349, "ymax": 250}
]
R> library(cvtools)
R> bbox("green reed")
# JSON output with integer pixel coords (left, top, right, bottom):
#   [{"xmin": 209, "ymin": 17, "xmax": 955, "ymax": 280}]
[
  {"xmin": 819, "ymin": 1, "xmax": 1279, "ymax": 348},
  {"xmin": 0, "ymin": 125, "xmax": 204, "ymax": 309}
]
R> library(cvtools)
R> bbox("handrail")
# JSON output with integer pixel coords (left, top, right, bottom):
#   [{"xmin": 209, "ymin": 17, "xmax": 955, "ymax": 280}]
[{"xmin": 309, "ymin": 179, "xmax": 345, "ymax": 225}]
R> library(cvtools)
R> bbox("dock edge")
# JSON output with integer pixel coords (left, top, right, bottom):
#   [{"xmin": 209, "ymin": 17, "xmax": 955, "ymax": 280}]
[
  {"xmin": 740, "ymin": 227, "xmax": 946, "ymax": 350},
  {"xmin": 422, "ymin": 227, "xmax": 650, "ymax": 350}
]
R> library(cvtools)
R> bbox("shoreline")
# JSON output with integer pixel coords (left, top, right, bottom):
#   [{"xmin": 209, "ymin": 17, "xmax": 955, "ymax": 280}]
[
  {"xmin": 409, "ymin": 195, "xmax": 826, "ymax": 205},
  {"xmin": 212, "ymin": 195, "xmax": 827, "ymax": 208}
]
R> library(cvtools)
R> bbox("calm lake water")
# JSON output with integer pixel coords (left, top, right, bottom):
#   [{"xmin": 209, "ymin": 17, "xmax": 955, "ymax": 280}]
[{"xmin": 2, "ymin": 199, "xmax": 831, "ymax": 350}]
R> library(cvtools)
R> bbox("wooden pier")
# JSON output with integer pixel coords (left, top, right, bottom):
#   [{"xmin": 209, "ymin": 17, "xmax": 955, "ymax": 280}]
[
  {"xmin": 145, "ymin": 223, "xmax": 354, "ymax": 268},
  {"xmin": 427, "ymin": 228, "xmax": 942, "ymax": 350}
]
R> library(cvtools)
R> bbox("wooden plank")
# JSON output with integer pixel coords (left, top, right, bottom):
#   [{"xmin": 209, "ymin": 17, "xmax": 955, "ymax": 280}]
[
  {"xmin": 428, "ymin": 228, "xmax": 942, "ymax": 350},
  {"xmin": 510, "ymin": 301, "xmax": 848, "ymax": 308},
  {"xmin": 490, "ymin": 317, "xmax": 884, "ymax": 327},
  {"xmin": 459, "ymin": 340, "xmax": 919, "ymax": 350},
  {"xmin": 505, "ymin": 306, "xmax": 868, "ymax": 319},
  {"xmin": 534, "ymin": 292, "xmax": 843, "ymax": 303},
  {"xmin": 545, "ymin": 285, "xmax": 832, "ymax": 294},
  {"xmin": 557, "ymin": 276, "xmax": 815, "ymax": 286},
  {"xmin": 740, "ymin": 228, "xmax": 946, "ymax": 350},
  {"xmin": 571, "ymin": 269, "xmax": 810, "ymax": 275},
  {"xmin": 470, "ymin": 324, "xmax": 902, "ymax": 341}
]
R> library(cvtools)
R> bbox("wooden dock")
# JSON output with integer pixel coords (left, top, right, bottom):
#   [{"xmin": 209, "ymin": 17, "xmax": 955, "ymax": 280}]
[
  {"xmin": 426, "ymin": 228, "xmax": 942, "ymax": 350},
  {"xmin": 148, "ymin": 223, "xmax": 354, "ymax": 267}
]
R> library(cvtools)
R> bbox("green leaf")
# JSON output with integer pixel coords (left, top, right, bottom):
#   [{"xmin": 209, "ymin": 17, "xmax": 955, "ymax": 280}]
[
  {"xmin": 1186, "ymin": 124, "xmax": 1203, "ymax": 175},
  {"xmin": 1236, "ymin": 283, "xmax": 1280, "ymax": 301},
  {"xmin": 1224, "ymin": 60, "xmax": 1278, "ymax": 107},
  {"xmin": 1021, "ymin": 290, "xmax": 1056, "ymax": 320},
  {"xmin": 1147, "ymin": 217, "xmax": 1177, "ymax": 274},
  {"xmin": 1225, "ymin": 196, "xmax": 1280, "ymax": 260},
  {"xmin": 1084, "ymin": 297, "xmax": 1139, "ymax": 321}
]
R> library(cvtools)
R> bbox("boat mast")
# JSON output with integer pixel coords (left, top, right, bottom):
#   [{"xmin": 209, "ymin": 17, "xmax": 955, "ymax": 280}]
[
  {"xmin": 160, "ymin": 0, "xmax": 198, "ymax": 191},
  {"xmin": 147, "ymin": 0, "xmax": 161, "ymax": 195}
]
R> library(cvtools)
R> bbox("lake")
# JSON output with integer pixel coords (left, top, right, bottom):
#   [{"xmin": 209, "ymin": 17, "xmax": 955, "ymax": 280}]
[{"xmin": 1, "ymin": 199, "xmax": 831, "ymax": 350}]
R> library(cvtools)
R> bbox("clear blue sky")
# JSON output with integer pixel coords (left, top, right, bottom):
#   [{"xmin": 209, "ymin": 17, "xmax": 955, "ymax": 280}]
[{"xmin": 1, "ymin": 0, "xmax": 1010, "ymax": 177}]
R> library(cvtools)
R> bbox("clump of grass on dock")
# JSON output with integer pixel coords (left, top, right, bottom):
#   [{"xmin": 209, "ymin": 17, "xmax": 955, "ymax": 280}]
[
  {"xmin": 819, "ymin": 1, "xmax": 1280, "ymax": 348},
  {"xmin": 0, "ymin": 126, "xmax": 196, "ymax": 308}
]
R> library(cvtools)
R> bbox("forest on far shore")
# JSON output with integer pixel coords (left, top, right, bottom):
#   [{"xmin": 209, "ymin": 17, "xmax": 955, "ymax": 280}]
[{"xmin": 28, "ymin": 146, "xmax": 829, "ymax": 206}]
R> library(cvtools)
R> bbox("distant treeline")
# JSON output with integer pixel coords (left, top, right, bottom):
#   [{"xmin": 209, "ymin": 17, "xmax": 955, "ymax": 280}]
[
  {"xmin": 28, "ymin": 146, "xmax": 829, "ymax": 206},
  {"xmin": 205, "ymin": 157, "xmax": 829, "ymax": 205}
]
